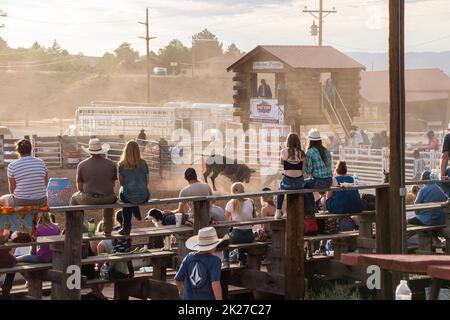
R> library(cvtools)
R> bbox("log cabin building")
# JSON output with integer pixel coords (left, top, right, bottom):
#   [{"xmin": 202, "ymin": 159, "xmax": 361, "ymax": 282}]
[{"xmin": 227, "ymin": 45, "xmax": 366, "ymax": 140}]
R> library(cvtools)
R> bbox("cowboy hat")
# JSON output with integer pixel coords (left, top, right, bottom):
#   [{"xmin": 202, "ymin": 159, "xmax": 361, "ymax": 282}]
[
  {"xmin": 82, "ymin": 138, "xmax": 110, "ymax": 155},
  {"xmin": 308, "ymin": 128, "xmax": 324, "ymax": 141},
  {"xmin": 185, "ymin": 227, "xmax": 226, "ymax": 252}
]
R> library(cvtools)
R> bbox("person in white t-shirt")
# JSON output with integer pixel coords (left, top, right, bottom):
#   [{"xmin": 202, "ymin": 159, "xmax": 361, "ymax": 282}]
[{"xmin": 222, "ymin": 182, "xmax": 255, "ymax": 268}]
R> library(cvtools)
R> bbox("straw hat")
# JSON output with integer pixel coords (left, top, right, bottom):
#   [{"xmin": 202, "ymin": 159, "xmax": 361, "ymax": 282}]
[
  {"xmin": 82, "ymin": 138, "xmax": 110, "ymax": 155},
  {"xmin": 308, "ymin": 128, "xmax": 323, "ymax": 141},
  {"xmin": 185, "ymin": 227, "xmax": 225, "ymax": 252}
]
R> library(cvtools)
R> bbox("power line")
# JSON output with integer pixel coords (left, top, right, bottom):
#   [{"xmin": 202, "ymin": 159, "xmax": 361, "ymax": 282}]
[{"xmin": 303, "ymin": 0, "xmax": 337, "ymax": 46}]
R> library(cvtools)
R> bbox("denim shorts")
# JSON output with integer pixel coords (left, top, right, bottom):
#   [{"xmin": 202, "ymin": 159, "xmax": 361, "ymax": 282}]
[
  {"xmin": 6, "ymin": 195, "xmax": 47, "ymax": 207},
  {"xmin": 279, "ymin": 175, "xmax": 305, "ymax": 190}
]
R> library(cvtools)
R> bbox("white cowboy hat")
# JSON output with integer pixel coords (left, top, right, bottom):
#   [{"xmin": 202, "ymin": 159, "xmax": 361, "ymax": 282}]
[
  {"xmin": 185, "ymin": 227, "xmax": 225, "ymax": 252},
  {"xmin": 82, "ymin": 138, "xmax": 110, "ymax": 155},
  {"xmin": 308, "ymin": 128, "xmax": 324, "ymax": 141}
]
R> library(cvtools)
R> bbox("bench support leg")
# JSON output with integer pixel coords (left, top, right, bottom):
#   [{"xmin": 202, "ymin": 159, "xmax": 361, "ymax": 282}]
[
  {"xmin": 429, "ymin": 278, "xmax": 443, "ymax": 300},
  {"xmin": 50, "ymin": 210, "xmax": 83, "ymax": 300}
]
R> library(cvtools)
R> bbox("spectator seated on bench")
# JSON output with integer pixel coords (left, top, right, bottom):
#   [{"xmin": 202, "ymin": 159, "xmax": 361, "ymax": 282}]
[
  {"xmin": 324, "ymin": 161, "xmax": 363, "ymax": 232},
  {"xmin": 0, "ymin": 139, "xmax": 49, "ymax": 210},
  {"xmin": 1, "ymin": 212, "xmax": 60, "ymax": 298},
  {"xmin": 223, "ymin": 183, "xmax": 256, "ymax": 269},
  {"xmin": 159, "ymin": 168, "xmax": 212, "ymax": 227},
  {"xmin": 408, "ymin": 171, "xmax": 447, "ymax": 227}
]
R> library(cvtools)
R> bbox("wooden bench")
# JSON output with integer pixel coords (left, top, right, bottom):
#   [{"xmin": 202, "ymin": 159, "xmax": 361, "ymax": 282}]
[{"xmin": 314, "ymin": 211, "xmax": 376, "ymax": 220}]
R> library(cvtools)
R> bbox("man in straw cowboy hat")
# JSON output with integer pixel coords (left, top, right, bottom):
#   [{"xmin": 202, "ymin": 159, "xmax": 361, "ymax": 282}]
[
  {"xmin": 175, "ymin": 226, "xmax": 225, "ymax": 300},
  {"xmin": 70, "ymin": 138, "xmax": 117, "ymax": 235}
]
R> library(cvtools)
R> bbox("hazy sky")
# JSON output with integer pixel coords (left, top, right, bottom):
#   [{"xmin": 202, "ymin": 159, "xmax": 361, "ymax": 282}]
[{"xmin": 0, "ymin": 0, "xmax": 449, "ymax": 56}]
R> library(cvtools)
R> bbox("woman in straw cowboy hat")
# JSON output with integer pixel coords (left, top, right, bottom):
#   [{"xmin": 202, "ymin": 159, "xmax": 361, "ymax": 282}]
[
  {"xmin": 175, "ymin": 227, "xmax": 224, "ymax": 300},
  {"xmin": 302, "ymin": 129, "xmax": 333, "ymax": 215}
]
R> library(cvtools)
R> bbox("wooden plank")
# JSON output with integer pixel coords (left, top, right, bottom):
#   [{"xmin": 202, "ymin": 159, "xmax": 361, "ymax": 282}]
[
  {"xmin": 228, "ymin": 269, "xmax": 285, "ymax": 296},
  {"xmin": 375, "ymin": 186, "xmax": 393, "ymax": 299},
  {"xmin": 304, "ymin": 231, "xmax": 359, "ymax": 242},
  {"xmin": 314, "ymin": 211, "xmax": 375, "ymax": 220},
  {"xmin": 49, "ymin": 185, "xmax": 388, "ymax": 212},
  {"xmin": 285, "ymin": 193, "xmax": 304, "ymax": 300}
]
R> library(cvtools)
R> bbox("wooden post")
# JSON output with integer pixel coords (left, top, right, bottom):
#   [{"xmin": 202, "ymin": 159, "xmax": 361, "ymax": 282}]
[
  {"xmin": 388, "ymin": 0, "xmax": 406, "ymax": 298},
  {"xmin": 270, "ymin": 220, "xmax": 285, "ymax": 274},
  {"xmin": 285, "ymin": 193, "xmax": 304, "ymax": 300},
  {"xmin": 376, "ymin": 186, "xmax": 394, "ymax": 299},
  {"xmin": 50, "ymin": 210, "xmax": 84, "ymax": 300},
  {"xmin": 193, "ymin": 200, "xmax": 210, "ymax": 234},
  {"xmin": 388, "ymin": 0, "xmax": 406, "ymax": 254}
]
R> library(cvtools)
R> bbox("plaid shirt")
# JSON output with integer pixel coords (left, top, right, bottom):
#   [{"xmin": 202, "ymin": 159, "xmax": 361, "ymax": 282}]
[{"xmin": 305, "ymin": 147, "xmax": 333, "ymax": 178}]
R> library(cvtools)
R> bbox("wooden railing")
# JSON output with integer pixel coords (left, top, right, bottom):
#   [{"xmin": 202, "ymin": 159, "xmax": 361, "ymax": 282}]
[{"xmin": 2, "ymin": 181, "xmax": 450, "ymax": 300}]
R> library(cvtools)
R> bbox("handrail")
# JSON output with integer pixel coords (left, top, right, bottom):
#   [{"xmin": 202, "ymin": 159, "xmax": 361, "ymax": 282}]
[
  {"xmin": 334, "ymin": 88, "xmax": 353, "ymax": 126},
  {"xmin": 321, "ymin": 86, "xmax": 350, "ymax": 139},
  {"xmin": 49, "ymin": 184, "xmax": 389, "ymax": 213}
]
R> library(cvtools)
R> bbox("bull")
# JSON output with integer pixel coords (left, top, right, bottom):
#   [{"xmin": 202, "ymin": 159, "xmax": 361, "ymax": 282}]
[{"xmin": 203, "ymin": 155, "xmax": 255, "ymax": 191}]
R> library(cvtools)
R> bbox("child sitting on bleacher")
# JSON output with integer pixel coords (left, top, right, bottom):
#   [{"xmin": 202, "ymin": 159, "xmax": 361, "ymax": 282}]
[{"xmin": 16, "ymin": 212, "xmax": 60, "ymax": 263}]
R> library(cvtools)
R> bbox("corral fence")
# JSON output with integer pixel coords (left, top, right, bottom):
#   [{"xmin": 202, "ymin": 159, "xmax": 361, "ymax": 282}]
[
  {"xmin": 0, "ymin": 135, "xmax": 171, "ymax": 177},
  {"xmin": 335, "ymin": 146, "xmax": 440, "ymax": 184},
  {"xmin": 0, "ymin": 134, "xmax": 62, "ymax": 169}
]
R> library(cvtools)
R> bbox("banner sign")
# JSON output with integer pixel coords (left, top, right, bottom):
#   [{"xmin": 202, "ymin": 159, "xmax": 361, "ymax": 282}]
[
  {"xmin": 253, "ymin": 61, "xmax": 284, "ymax": 70},
  {"xmin": 250, "ymin": 99, "xmax": 282, "ymax": 124}
]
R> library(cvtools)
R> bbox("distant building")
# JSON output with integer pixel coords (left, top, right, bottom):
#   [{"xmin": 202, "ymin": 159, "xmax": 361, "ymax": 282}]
[
  {"xmin": 227, "ymin": 45, "xmax": 365, "ymax": 140},
  {"xmin": 360, "ymin": 69, "xmax": 450, "ymax": 131}
]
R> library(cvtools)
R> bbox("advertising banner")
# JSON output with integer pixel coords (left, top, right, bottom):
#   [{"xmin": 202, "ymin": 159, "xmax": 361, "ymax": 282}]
[{"xmin": 250, "ymin": 98, "xmax": 282, "ymax": 124}]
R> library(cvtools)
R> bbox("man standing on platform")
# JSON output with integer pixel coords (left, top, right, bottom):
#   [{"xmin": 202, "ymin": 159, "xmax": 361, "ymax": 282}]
[
  {"xmin": 70, "ymin": 138, "xmax": 117, "ymax": 235},
  {"xmin": 257, "ymin": 79, "xmax": 272, "ymax": 98}
]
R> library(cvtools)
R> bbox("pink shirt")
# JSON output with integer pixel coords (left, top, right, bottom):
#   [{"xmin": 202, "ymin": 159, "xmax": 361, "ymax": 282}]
[{"xmin": 36, "ymin": 223, "xmax": 61, "ymax": 261}]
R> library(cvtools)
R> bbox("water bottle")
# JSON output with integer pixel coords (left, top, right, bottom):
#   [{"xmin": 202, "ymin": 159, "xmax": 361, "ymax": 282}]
[
  {"xmin": 395, "ymin": 280, "xmax": 412, "ymax": 300},
  {"xmin": 353, "ymin": 173, "xmax": 359, "ymax": 186},
  {"xmin": 87, "ymin": 218, "xmax": 95, "ymax": 237},
  {"xmin": 430, "ymin": 169, "xmax": 439, "ymax": 181}
]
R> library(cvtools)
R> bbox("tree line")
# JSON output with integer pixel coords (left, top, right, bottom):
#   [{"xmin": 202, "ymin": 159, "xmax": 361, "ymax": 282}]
[{"xmin": 0, "ymin": 28, "xmax": 243, "ymax": 74}]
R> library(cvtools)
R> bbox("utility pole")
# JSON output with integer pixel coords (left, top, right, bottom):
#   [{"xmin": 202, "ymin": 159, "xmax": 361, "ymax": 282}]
[
  {"xmin": 139, "ymin": 8, "xmax": 157, "ymax": 104},
  {"xmin": 303, "ymin": 0, "xmax": 336, "ymax": 46},
  {"xmin": 0, "ymin": 10, "xmax": 7, "ymax": 28}
]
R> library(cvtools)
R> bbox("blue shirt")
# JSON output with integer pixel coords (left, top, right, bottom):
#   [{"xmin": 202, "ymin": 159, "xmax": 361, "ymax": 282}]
[
  {"xmin": 305, "ymin": 147, "xmax": 333, "ymax": 179},
  {"xmin": 326, "ymin": 176, "xmax": 364, "ymax": 214},
  {"xmin": 415, "ymin": 184, "xmax": 447, "ymax": 226},
  {"xmin": 119, "ymin": 160, "xmax": 149, "ymax": 204},
  {"xmin": 175, "ymin": 252, "xmax": 221, "ymax": 300}
]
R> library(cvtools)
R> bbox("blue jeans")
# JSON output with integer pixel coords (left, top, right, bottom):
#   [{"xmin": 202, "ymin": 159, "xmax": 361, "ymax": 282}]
[
  {"xmin": 303, "ymin": 177, "xmax": 333, "ymax": 214},
  {"xmin": 1, "ymin": 256, "xmax": 16, "ymax": 295},
  {"xmin": 223, "ymin": 228, "xmax": 254, "ymax": 263},
  {"xmin": 163, "ymin": 213, "xmax": 189, "ymax": 225},
  {"xmin": 276, "ymin": 175, "xmax": 305, "ymax": 210},
  {"xmin": 119, "ymin": 192, "xmax": 148, "ymax": 233},
  {"xmin": 437, "ymin": 167, "xmax": 450, "ymax": 199},
  {"xmin": 17, "ymin": 254, "xmax": 51, "ymax": 263}
]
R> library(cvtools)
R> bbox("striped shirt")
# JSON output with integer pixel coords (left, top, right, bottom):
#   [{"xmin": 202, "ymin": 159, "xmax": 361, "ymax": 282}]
[{"xmin": 7, "ymin": 156, "xmax": 48, "ymax": 200}]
